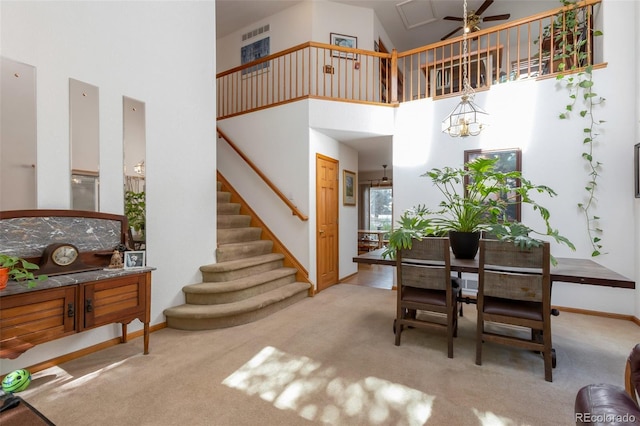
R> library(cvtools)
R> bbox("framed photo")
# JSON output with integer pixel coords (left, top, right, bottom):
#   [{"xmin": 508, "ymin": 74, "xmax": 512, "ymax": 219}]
[
  {"xmin": 124, "ymin": 250, "xmax": 145, "ymax": 269},
  {"xmin": 241, "ymin": 37, "xmax": 270, "ymax": 76},
  {"xmin": 464, "ymin": 148, "xmax": 522, "ymax": 221},
  {"xmin": 330, "ymin": 33, "xmax": 357, "ymax": 60},
  {"xmin": 635, "ymin": 143, "xmax": 640, "ymax": 198},
  {"xmin": 343, "ymin": 170, "xmax": 356, "ymax": 206}
]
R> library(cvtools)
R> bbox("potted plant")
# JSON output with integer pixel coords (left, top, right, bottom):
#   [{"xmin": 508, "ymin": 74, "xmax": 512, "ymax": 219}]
[
  {"xmin": 536, "ymin": 0, "xmax": 600, "ymax": 73},
  {"xmin": 0, "ymin": 254, "xmax": 47, "ymax": 289},
  {"xmin": 125, "ymin": 190, "xmax": 146, "ymax": 238},
  {"xmin": 383, "ymin": 157, "xmax": 574, "ymax": 261}
]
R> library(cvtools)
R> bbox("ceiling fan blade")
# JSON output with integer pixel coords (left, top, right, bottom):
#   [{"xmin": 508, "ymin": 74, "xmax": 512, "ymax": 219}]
[
  {"xmin": 441, "ymin": 27, "xmax": 463, "ymax": 41},
  {"xmin": 475, "ymin": 0, "xmax": 494, "ymax": 16},
  {"xmin": 443, "ymin": 16, "xmax": 464, "ymax": 21},
  {"xmin": 482, "ymin": 13, "xmax": 511, "ymax": 22}
]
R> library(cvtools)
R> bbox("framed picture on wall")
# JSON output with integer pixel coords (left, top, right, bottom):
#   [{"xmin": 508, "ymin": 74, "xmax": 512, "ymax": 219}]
[
  {"xmin": 635, "ymin": 143, "xmax": 640, "ymax": 198},
  {"xmin": 330, "ymin": 33, "xmax": 357, "ymax": 60},
  {"xmin": 343, "ymin": 170, "xmax": 356, "ymax": 206},
  {"xmin": 241, "ymin": 36, "xmax": 270, "ymax": 76},
  {"xmin": 464, "ymin": 148, "xmax": 522, "ymax": 221}
]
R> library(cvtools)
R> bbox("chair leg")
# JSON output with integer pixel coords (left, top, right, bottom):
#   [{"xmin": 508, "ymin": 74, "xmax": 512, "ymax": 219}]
[
  {"xmin": 543, "ymin": 329, "xmax": 553, "ymax": 382},
  {"xmin": 394, "ymin": 309, "xmax": 404, "ymax": 346},
  {"xmin": 447, "ymin": 305, "xmax": 455, "ymax": 358},
  {"xmin": 395, "ymin": 322, "xmax": 403, "ymax": 346},
  {"xmin": 475, "ymin": 320, "xmax": 483, "ymax": 366}
]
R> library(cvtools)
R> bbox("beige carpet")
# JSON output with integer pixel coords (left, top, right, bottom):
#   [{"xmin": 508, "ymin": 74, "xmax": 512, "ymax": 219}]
[{"xmin": 15, "ymin": 284, "xmax": 639, "ymax": 426}]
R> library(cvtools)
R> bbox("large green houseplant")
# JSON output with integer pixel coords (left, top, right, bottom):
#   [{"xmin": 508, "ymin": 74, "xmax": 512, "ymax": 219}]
[
  {"xmin": 383, "ymin": 157, "xmax": 575, "ymax": 261},
  {"xmin": 0, "ymin": 254, "xmax": 47, "ymax": 289}
]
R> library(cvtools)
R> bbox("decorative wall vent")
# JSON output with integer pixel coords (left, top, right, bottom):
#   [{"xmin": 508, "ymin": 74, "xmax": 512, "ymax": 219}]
[{"xmin": 242, "ymin": 24, "xmax": 270, "ymax": 42}]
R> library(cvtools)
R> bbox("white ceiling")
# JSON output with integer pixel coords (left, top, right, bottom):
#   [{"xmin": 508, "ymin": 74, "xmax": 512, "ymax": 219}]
[{"xmin": 215, "ymin": 0, "xmax": 560, "ymax": 173}]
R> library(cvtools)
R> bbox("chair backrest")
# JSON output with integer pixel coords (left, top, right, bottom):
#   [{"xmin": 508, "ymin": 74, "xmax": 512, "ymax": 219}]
[
  {"xmin": 397, "ymin": 237, "xmax": 451, "ymax": 291},
  {"xmin": 479, "ymin": 239, "xmax": 550, "ymax": 302},
  {"xmin": 626, "ymin": 343, "xmax": 640, "ymax": 404}
]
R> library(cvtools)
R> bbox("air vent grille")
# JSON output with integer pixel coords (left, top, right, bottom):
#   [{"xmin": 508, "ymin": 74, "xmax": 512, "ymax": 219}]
[{"xmin": 242, "ymin": 24, "xmax": 270, "ymax": 42}]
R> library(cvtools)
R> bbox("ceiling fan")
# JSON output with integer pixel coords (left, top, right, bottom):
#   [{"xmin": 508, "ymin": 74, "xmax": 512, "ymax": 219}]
[{"xmin": 440, "ymin": 0, "xmax": 511, "ymax": 41}]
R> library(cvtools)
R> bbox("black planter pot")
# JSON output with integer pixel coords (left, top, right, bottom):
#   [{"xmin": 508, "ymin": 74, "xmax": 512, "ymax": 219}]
[{"xmin": 449, "ymin": 231, "xmax": 481, "ymax": 259}]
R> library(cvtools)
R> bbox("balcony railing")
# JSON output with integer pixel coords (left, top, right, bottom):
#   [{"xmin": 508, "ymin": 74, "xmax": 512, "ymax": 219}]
[{"xmin": 216, "ymin": 0, "xmax": 601, "ymax": 119}]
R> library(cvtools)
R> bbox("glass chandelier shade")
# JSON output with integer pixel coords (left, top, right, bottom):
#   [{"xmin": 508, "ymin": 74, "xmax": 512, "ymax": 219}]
[
  {"xmin": 441, "ymin": 95, "xmax": 488, "ymax": 137},
  {"xmin": 442, "ymin": 0, "xmax": 488, "ymax": 138}
]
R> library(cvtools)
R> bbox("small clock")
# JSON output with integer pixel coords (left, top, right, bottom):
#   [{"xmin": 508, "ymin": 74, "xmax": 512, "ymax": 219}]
[
  {"xmin": 51, "ymin": 244, "xmax": 79, "ymax": 266},
  {"xmin": 38, "ymin": 243, "xmax": 100, "ymax": 276}
]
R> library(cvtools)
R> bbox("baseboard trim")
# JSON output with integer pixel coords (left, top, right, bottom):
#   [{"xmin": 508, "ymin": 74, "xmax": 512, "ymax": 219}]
[
  {"xmin": 339, "ymin": 272, "xmax": 358, "ymax": 283},
  {"xmin": 555, "ymin": 305, "xmax": 639, "ymax": 325},
  {"xmin": 15, "ymin": 322, "xmax": 167, "ymax": 377}
]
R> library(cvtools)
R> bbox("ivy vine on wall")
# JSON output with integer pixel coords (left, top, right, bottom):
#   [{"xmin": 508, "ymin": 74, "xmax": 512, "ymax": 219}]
[{"xmin": 553, "ymin": 0, "xmax": 605, "ymax": 256}]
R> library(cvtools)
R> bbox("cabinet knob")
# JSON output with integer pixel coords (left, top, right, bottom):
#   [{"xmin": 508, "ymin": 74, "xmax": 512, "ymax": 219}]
[
  {"xmin": 67, "ymin": 303, "xmax": 74, "ymax": 318},
  {"xmin": 85, "ymin": 299, "xmax": 93, "ymax": 313}
]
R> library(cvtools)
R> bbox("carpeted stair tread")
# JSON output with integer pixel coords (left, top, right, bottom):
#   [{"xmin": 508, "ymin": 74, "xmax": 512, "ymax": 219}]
[
  {"xmin": 217, "ymin": 202, "xmax": 241, "ymax": 215},
  {"xmin": 184, "ymin": 267, "xmax": 297, "ymax": 294},
  {"xmin": 164, "ymin": 282, "xmax": 310, "ymax": 320},
  {"xmin": 164, "ymin": 180, "xmax": 310, "ymax": 331},
  {"xmin": 217, "ymin": 227, "xmax": 262, "ymax": 244},
  {"xmin": 217, "ymin": 215, "xmax": 251, "ymax": 228},
  {"xmin": 200, "ymin": 253, "xmax": 284, "ymax": 273},
  {"xmin": 217, "ymin": 192, "xmax": 231, "ymax": 203},
  {"xmin": 216, "ymin": 239, "xmax": 274, "ymax": 262}
]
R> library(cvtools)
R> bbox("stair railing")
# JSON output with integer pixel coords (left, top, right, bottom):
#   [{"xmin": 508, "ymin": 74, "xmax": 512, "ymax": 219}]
[
  {"xmin": 217, "ymin": 127, "xmax": 308, "ymax": 221},
  {"xmin": 216, "ymin": 0, "xmax": 602, "ymax": 117}
]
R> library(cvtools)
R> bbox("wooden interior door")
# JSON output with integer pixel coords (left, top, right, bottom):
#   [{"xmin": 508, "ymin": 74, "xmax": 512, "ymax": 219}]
[{"xmin": 316, "ymin": 154, "xmax": 339, "ymax": 292}]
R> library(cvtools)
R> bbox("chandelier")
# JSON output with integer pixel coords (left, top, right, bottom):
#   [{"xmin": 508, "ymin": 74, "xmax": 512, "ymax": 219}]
[{"xmin": 441, "ymin": 0, "xmax": 488, "ymax": 137}]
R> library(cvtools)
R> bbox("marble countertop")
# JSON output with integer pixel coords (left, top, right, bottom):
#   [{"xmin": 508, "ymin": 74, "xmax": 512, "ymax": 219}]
[{"xmin": 0, "ymin": 266, "xmax": 156, "ymax": 297}]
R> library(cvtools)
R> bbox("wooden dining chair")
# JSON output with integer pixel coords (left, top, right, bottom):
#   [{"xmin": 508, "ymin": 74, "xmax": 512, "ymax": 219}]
[
  {"xmin": 395, "ymin": 237, "xmax": 461, "ymax": 358},
  {"xmin": 475, "ymin": 238, "xmax": 554, "ymax": 382}
]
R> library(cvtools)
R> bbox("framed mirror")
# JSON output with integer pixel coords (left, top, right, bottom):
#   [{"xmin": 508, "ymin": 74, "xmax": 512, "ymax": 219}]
[
  {"xmin": 1, "ymin": 57, "xmax": 37, "ymax": 210},
  {"xmin": 70, "ymin": 78, "xmax": 100, "ymax": 211},
  {"xmin": 123, "ymin": 96, "xmax": 146, "ymax": 250}
]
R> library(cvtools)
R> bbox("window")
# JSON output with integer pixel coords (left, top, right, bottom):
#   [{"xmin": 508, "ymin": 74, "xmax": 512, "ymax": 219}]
[{"xmin": 369, "ymin": 187, "xmax": 392, "ymax": 231}]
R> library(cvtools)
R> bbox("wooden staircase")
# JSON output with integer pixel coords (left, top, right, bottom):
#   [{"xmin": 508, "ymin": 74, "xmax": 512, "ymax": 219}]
[{"xmin": 163, "ymin": 180, "xmax": 311, "ymax": 330}]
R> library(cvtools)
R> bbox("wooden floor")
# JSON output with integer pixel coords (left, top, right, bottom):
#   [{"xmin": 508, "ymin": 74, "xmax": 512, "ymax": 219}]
[{"xmin": 340, "ymin": 263, "xmax": 394, "ymax": 290}]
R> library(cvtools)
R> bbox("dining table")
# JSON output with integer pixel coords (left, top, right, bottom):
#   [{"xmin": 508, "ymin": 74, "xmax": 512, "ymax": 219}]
[{"xmin": 353, "ymin": 248, "xmax": 635, "ymax": 289}]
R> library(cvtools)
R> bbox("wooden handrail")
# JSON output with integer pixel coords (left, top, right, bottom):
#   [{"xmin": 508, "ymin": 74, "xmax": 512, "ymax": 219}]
[{"xmin": 217, "ymin": 127, "xmax": 309, "ymax": 221}]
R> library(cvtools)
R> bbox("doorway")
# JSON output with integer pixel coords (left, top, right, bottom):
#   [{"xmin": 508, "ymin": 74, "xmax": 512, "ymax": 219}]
[{"xmin": 316, "ymin": 154, "xmax": 339, "ymax": 292}]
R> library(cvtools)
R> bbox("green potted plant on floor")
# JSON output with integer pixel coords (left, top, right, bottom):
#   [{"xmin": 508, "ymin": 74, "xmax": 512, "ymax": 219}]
[
  {"xmin": 383, "ymin": 157, "xmax": 574, "ymax": 261},
  {"xmin": 0, "ymin": 254, "xmax": 47, "ymax": 289}
]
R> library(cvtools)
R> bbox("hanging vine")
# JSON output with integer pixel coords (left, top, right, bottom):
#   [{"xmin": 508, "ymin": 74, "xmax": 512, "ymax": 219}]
[{"xmin": 554, "ymin": 0, "xmax": 605, "ymax": 256}]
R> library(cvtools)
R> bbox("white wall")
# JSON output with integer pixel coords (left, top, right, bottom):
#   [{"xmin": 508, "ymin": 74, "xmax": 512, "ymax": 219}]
[
  {"xmin": 218, "ymin": 99, "xmax": 393, "ymax": 287},
  {"xmin": 310, "ymin": 2, "xmax": 375, "ymax": 51},
  {"xmin": 1, "ymin": 1, "xmax": 217, "ymax": 374},
  {"xmin": 217, "ymin": 1, "xmax": 376, "ymax": 74},
  {"xmin": 217, "ymin": 102, "xmax": 311, "ymax": 271},
  {"xmin": 216, "ymin": 1, "xmax": 313, "ymax": 72}
]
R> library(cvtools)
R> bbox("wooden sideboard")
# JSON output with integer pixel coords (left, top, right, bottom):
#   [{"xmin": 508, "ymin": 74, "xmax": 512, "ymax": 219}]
[
  {"xmin": 0, "ymin": 209, "xmax": 153, "ymax": 359},
  {"xmin": 0, "ymin": 268, "xmax": 152, "ymax": 359}
]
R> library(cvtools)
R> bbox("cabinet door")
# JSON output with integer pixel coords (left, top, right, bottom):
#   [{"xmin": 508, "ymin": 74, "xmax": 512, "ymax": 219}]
[
  {"xmin": 81, "ymin": 273, "xmax": 149, "ymax": 330},
  {"xmin": 0, "ymin": 287, "xmax": 77, "ymax": 350}
]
